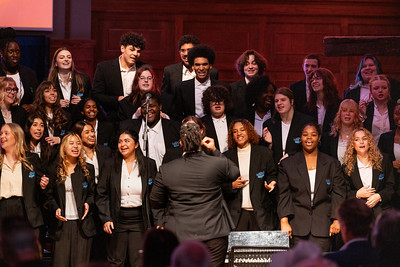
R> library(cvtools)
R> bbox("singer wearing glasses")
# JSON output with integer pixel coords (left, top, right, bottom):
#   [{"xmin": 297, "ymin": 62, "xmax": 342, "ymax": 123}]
[
  {"xmin": 118, "ymin": 64, "xmax": 161, "ymax": 121},
  {"xmin": 0, "ymin": 77, "xmax": 26, "ymax": 129}
]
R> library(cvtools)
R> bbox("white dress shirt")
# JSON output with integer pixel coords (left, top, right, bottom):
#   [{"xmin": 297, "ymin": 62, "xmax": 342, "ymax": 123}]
[
  {"xmin": 254, "ymin": 111, "xmax": 271, "ymax": 137},
  {"xmin": 337, "ymin": 139, "xmax": 348, "ymax": 164},
  {"xmin": 371, "ymin": 103, "xmax": 390, "ymax": 144},
  {"xmin": 394, "ymin": 143, "xmax": 400, "ymax": 160},
  {"xmin": 139, "ymin": 119, "xmax": 166, "ymax": 170},
  {"xmin": 316, "ymin": 103, "xmax": 327, "ymax": 128},
  {"xmin": 58, "ymin": 73, "xmax": 72, "ymax": 101},
  {"xmin": 237, "ymin": 145, "xmax": 252, "ymax": 210},
  {"xmin": 182, "ymin": 65, "xmax": 196, "ymax": 81},
  {"xmin": 65, "ymin": 175, "xmax": 79, "ymax": 220},
  {"xmin": 212, "ymin": 115, "xmax": 229, "ymax": 153},
  {"xmin": 194, "ymin": 78, "xmax": 211, "ymax": 118},
  {"xmin": 308, "ymin": 169, "xmax": 316, "ymax": 203},
  {"xmin": 357, "ymin": 158, "xmax": 373, "ymax": 188},
  {"xmin": 120, "ymin": 160, "xmax": 142, "ymax": 208},
  {"xmin": 84, "ymin": 150, "xmax": 99, "ymax": 184},
  {"xmin": 119, "ymin": 56, "xmax": 136, "ymax": 97},
  {"xmin": 281, "ymin": 121, "xmax": 291, "ymax": 156},
  {"xmin": 360, "ymin": 85, "xmax": 372, "ymax": 103}
]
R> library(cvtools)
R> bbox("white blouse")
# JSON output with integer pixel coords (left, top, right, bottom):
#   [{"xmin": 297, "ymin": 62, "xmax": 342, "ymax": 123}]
[
  {"xmin": 65, "ymin": 175, "xmax": 79, "ymax": 220},
  {"xmin": 120, "ymin": 160, "xmax": 142, "ymax": 208}
]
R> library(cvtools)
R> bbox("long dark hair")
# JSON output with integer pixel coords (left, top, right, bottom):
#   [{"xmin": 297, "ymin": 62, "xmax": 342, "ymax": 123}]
[
  {"xmin": 24, "ymin": 114, "xmax": 52, "ymax": 164},
  {"xmin": 71, "ymin": 121, "xmax": 97, "ymax": 148},
  {"xmin": 117, "ymin": 129, "xmax": 146, "ymax": 177},
  {"xmin": 307, "ymin": 68, "xmax": 341, "ymax": 112},
  {"xmin": 32, "ymin": 81, "xmax": 67, "ymax": 132}
]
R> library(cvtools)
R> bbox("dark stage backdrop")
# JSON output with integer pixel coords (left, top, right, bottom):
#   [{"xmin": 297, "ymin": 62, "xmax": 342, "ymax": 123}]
[{"xmin": 90, "ymin": 0, "xmax": 400, "ymax": 95}]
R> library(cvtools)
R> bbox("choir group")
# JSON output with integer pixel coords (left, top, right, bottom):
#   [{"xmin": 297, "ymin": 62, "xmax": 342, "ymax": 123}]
[{"xmin": 1, "ymin": 27, "xmax": 400, "ymax": 267}]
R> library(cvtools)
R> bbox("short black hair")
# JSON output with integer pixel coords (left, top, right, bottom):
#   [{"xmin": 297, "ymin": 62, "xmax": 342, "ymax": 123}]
[
  {"xmin": 301, "ymin": 121, "xmax": 322, "ymax": 137},
  {"xmin": 304, "ymin": 54, "xmax": 321, "ymax": 68},
  {"xmin": 187, "ymin": 45, "xmax": 215, "ymax": 66},
  {"xmin": 140, "ymin": 91, "xmax": 161, "ymax": 106},
  {"xmin": 120, "ymin": 32, "xmax": 146, "ymax": 50},
  {"xmin": 0, "ymin": 27, "xmax": 17, "ymax": 51},
  {"xmin": 178, "ymin": 35, "xmax": 200, "ymax": 50}
]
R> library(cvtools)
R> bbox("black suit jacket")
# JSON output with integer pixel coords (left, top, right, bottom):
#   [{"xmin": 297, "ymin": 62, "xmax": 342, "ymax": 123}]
[
  {"xmin": 150, "ymin": 150, "xmax": 239, "ymax": 241},
  {"xmin": 277, "ymin": 151, "xmax": 346, "ymax": 237},
  {"xmin": 92, "ymin": 58, "xmax": 145, "ymax": 119},
  {"xmin": 263, "ymin": 111, "xmax": 315, "ymax": 164},
  {"xmin": 304, "ymin": 100, "xmax": 340, "ymax": 134},
  {"xmin": 0, "ymin": 64, "xmax": 38, "ymax": 106},
  {"xmin": 0, "ymin": 105, "xmax": 26, "ymax": 129},
  {"xmin": 0, "ymin": 153, "xmax": 44, "ymax": 228},
  {"xmin": 320, "ymin": 132, "xmax": 340, "ymax": 160},
  {"xmin": 54, "ymin": 72, "xmax": 91, "ymax": 117},
  {"xmin": 97, "ymin": 120, "xmax": 116, "ymax": 148},
  {"xmin": 96, "ymin": 157, "xmax": 157, "ymax": 229},
  {"xmin": 173, "ymin": 78, "xmax": 231, "ymax": 120},
  {"xmin": 363, "ymin": 100, "xmax": 396, "ymax": 134},
  {"xmin": 343, "ymin": 154, "xmax": 395, "ymax": 217},
  {"xmin": 201, "ymin": 114, "xmax": 235, "ymax": 152},
  {"xmin": 95, "ymin": 145, "xmax": 112, "ymax": 180},
  {"xmin": 119, "ymin": 117, "xmax": 181, "ymax": 151},
  {"xmin": 223, "ymin": 145, "xmax": 278, "ymax": 230},
  {"xmin": 161, "ymin": 62, "xmax": 219, "ymax": 96},
  {"xmin": 378, "ymin": 130, "xmax": 396, "ymax": 161},
  {"xmin": 324, "ymin": 239, "xmax": 379, "ymax": 267},
  {"xmin": 45, "ymin": 163, "xmax": 96, "ymax": 240},
  {"xmin": 290, "ymin": 79, "xmax": 308, "ymax": 113},
  {"xmin": 230, "ymin": 79, "xmax": 247, "ymax": 116}
]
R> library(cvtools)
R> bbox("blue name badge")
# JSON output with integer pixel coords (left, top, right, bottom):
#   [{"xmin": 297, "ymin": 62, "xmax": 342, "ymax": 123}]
[
  {"xmin": 82, "ymin": 181, "xmax": 88, "ymax": 188},
  {"xmin": 293, "ymin": 137, "xmax": 301, "ymax": 144},
  {"xmin": 76, "ymin": 92, "xmax": 84, "ymax": 97},
  {"xmin": 148, "ymin": 178, "xmax": 153, "ymax": 185},
  {"xmin": 60, "ymin": 130, "xmax": 66, "ymax": 136},
  {"xmin": 28, "ymin": 171, "xmax": 35, "ymax": 178},
  {"xmin": 256, "ymin": 171, "xmax": 265, "ymax": 179},
  {"xmin": 379, "ymin": 173, "xmax": 384, "ymax": 180},
  {"xmin": 326, "ymin": 179, "xmax": 331, "ymax": 185},
  {"xmin": 172, "ymin": 141, "xmax": 180, "ymax": 148}
]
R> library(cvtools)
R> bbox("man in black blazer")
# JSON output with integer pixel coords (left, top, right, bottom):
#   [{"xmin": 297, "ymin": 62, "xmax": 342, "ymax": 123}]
[
  {"xmin": 150, "ymin": 123, "xmax": 239, "ymax": 267},
  {"xmin": 290, "ymin": 54, "xmax": 320, "ymax": 113},
  {"xmin": 119, "ymin": 92, "xmax": 180, "ymax": 169},
  {"xmin": 161, "ymin": 35, "xmax": 218, "ymax": 96},
  {"xmin": 92, "ymin": 32, "xmax": 146, "ymax": 121},
  {"xmin": 173, "ymin": 45, "xmax": 230, "ymax": 121},
  {"xmin": 324, "ymin": 198, "xmax": 379, "ymax": 267}
]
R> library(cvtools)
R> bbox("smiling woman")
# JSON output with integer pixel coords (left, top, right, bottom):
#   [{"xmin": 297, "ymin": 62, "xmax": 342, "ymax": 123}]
[
  {"xmin": 45, "ymin": 132, "xmax": 96, "ymax": 267},
  {"xmin": 118, "ymin": 64, "xmax": 160, "ymax": 121},
  {"xmin": 277, "ymin": 121, "xmax": 346, "ymax": 252},
  {"xmin": 0, "ymin": 77, "xmax": 26, "ymax": 129},
  {"xmin": 31, "ymin": 81, "xmax": 70, "ymax": 147},
  {"xmin": 0, "ymin": 122, "xmax": 46, "ymax": 231},
  {"xmin": 96, "ymin": 129, "xmax": 157, "ymax": 267},
  {"xmin": 48, "ymin": 47, "xmax": 91, "ymax": 117},
  {"xmin": 223, "ymin": 119, "xmax": 278, "ymax": 231}
]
